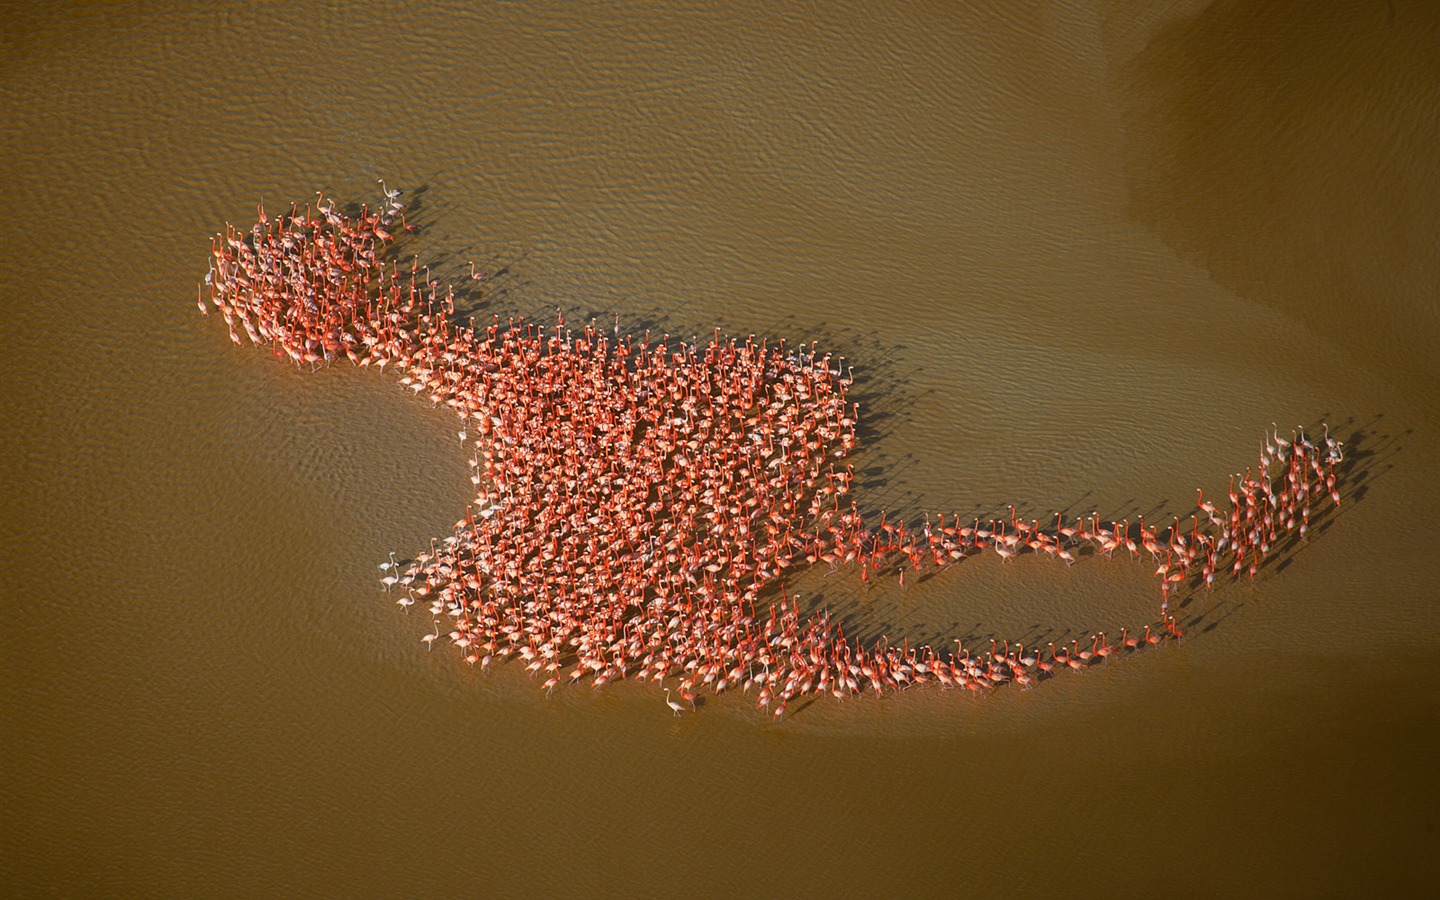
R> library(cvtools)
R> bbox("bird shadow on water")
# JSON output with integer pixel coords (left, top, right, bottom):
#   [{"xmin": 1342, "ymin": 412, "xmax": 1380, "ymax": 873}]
[
  {"xmin": 338, "ymin": 182, "xmax": 544, "ymax": 324},
  {"xmin": 1173, "ymin": 413, "xmax": 1400, "ymax": 637}
]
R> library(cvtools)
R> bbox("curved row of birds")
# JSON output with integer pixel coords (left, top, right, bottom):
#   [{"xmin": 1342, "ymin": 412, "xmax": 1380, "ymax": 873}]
[{"xmin": 199, "ymin": 188, "xmax": 1344, "ymax": 718}]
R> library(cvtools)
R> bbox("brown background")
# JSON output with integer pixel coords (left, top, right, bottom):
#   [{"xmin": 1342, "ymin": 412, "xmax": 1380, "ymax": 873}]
[{"xmin": 2, "ymin": 1, "xmax": 1436, "ymax": 895}]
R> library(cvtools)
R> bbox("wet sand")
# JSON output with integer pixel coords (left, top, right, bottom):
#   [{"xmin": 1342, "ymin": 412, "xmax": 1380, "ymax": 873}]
[{"xmin": 2, "ymin": 1, "xmax": 1437, "ymax": 895}]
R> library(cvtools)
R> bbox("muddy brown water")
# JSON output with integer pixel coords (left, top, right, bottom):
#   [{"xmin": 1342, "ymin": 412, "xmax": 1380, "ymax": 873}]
[{"xmin": 2, "ymin": 2, "xmax": 1437, "ymax": 896}]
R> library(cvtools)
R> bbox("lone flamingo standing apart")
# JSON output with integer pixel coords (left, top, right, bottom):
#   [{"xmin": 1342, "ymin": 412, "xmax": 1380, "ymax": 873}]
[{"xmin": 663, "ymin": 689, "xmax": 685, "ymax": 717}]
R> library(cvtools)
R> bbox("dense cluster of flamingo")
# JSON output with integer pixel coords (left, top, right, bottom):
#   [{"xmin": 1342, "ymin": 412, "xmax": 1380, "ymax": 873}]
[{"xmin": 200, "ymin": 188, "xmax": 1344, "ymax": 718}]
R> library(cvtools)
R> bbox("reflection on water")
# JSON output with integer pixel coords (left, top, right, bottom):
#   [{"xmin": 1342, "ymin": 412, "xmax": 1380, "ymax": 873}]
[
  {"xmin": 1118, "ymin": 0, "xmax": 1440, "ymax": 394},
  {"xmin": 2, "ymin": 0, "xmax": 1437, "ymax": 895}
]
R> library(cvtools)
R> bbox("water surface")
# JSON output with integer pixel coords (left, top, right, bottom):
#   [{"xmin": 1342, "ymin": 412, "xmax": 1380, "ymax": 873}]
[{"xmin": 2, "ymin": 2, "xmax": 1437, "ymax": 895}]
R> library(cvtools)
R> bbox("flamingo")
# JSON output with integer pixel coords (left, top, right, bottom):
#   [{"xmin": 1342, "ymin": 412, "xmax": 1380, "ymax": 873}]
[{"xmin": 663, "ymin": 689, "xmax": 685, "ymax": 717}]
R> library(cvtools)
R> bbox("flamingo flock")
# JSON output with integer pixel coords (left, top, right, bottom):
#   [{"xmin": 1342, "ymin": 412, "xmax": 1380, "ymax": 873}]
[{"xmin": 200, "ymin": 188, "xmax": 1344, "ymax": 718}]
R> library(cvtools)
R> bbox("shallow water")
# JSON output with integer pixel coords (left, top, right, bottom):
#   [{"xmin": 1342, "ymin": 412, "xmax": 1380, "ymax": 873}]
[{"xmin": 2, "ymin": 1, "xmax": 1437, "ymax": 895}]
